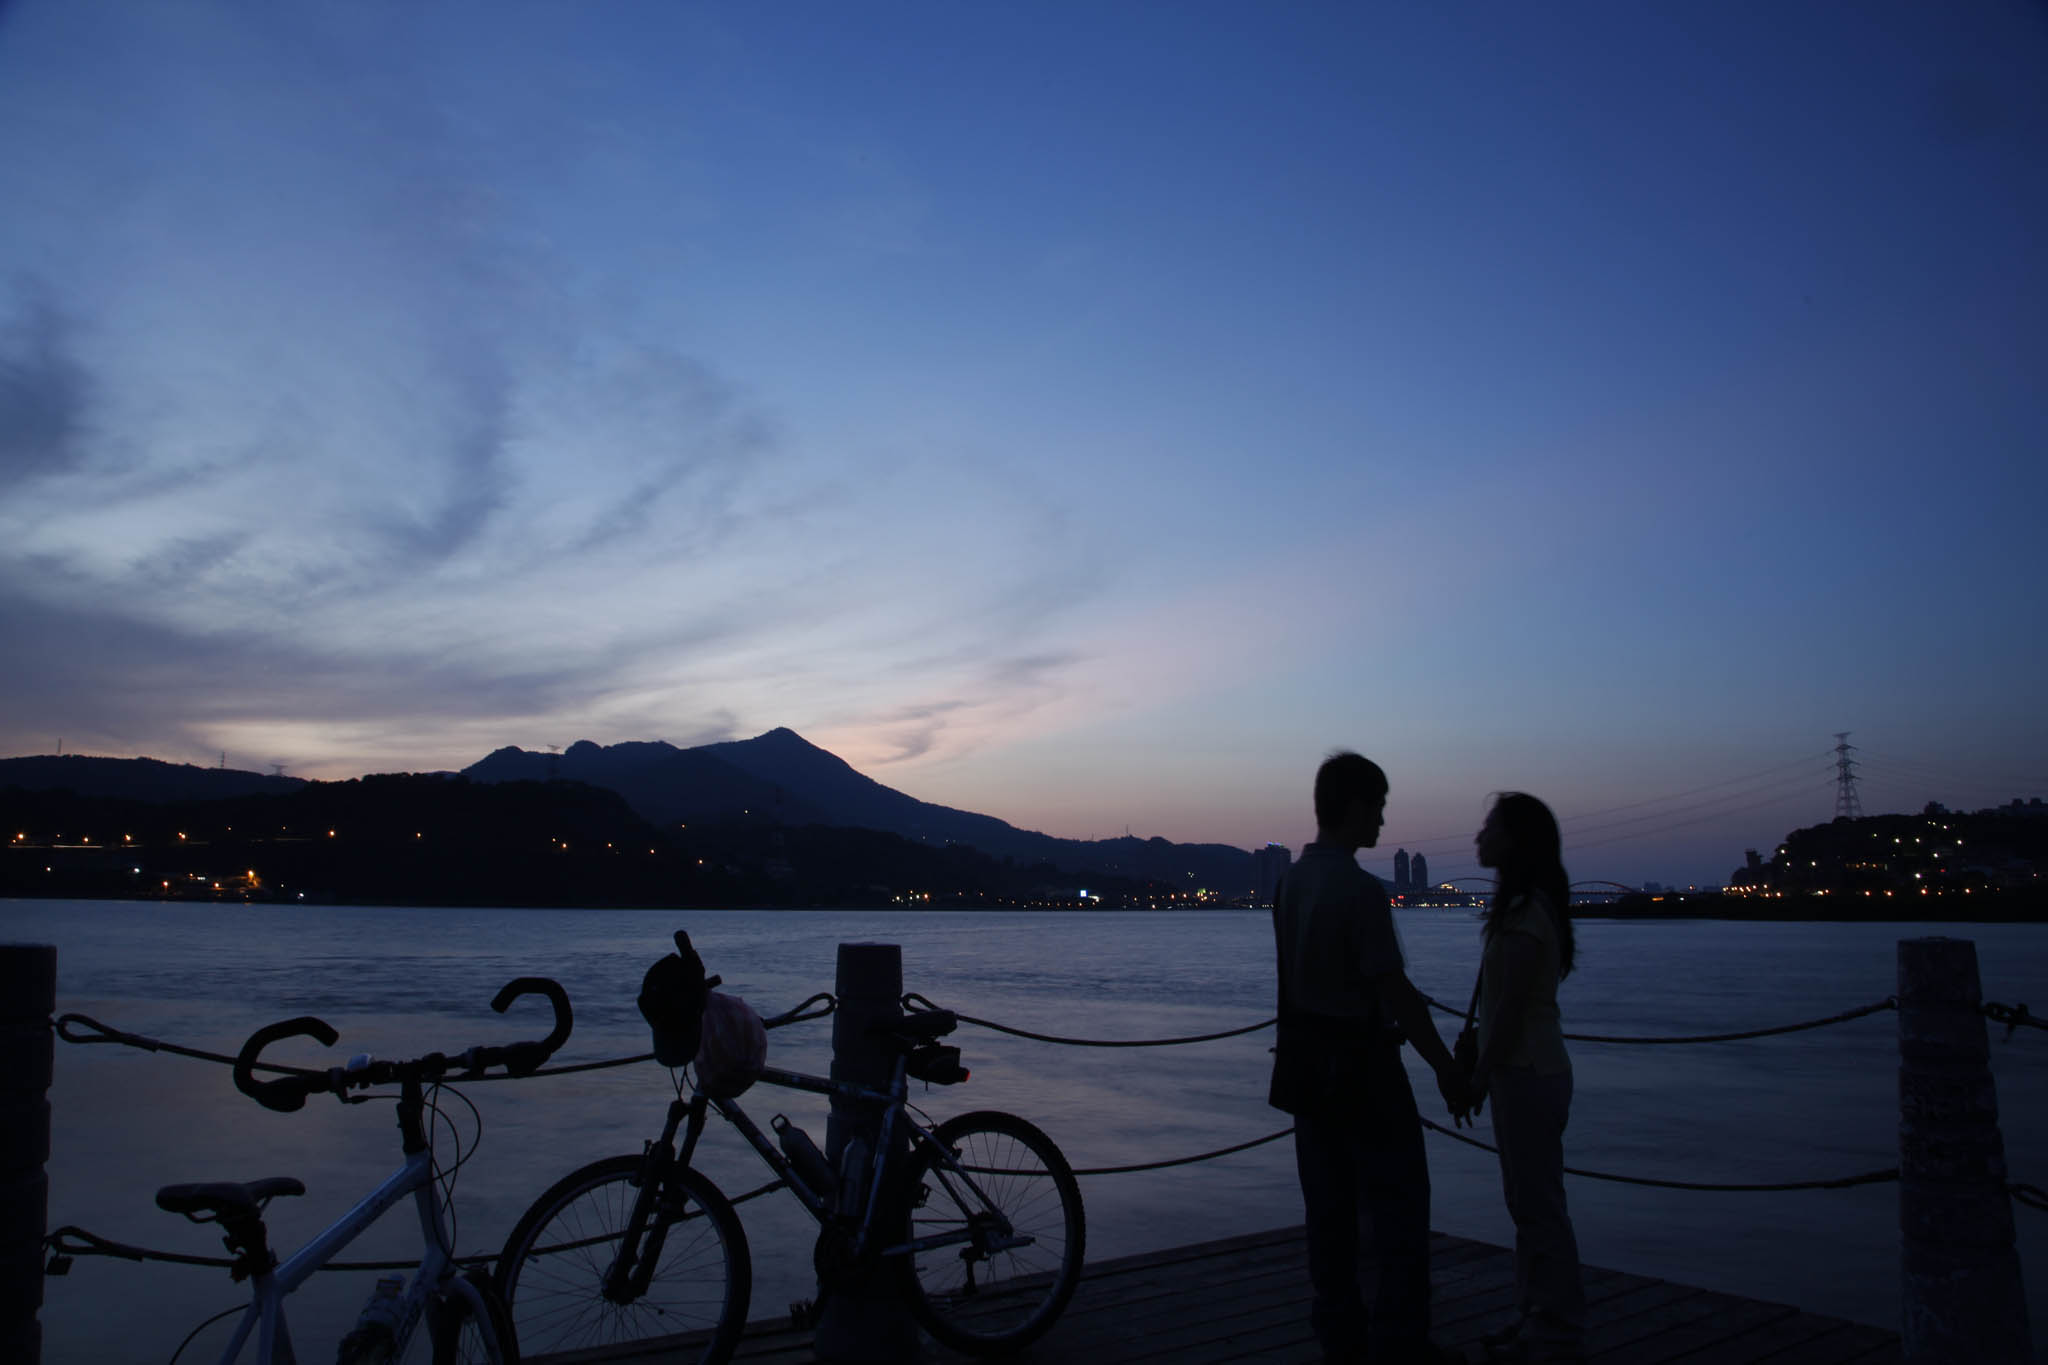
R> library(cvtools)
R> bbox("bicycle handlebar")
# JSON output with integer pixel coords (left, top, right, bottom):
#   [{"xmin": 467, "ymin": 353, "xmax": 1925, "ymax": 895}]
[
  {"xmin": 489, "ymin": 976, "xmax": 573, "ymax": 1076},
  {"xmin": 232, "ymin": 976, "xmax": 575, "ymax": 1112},
  {"xmin": 233, "ymin": 1016, "xmax": 340, "ymax": 1112}
]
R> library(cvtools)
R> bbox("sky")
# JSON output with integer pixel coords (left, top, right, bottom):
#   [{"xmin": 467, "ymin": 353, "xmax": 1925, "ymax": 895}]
[{"xmin": 2, "ymin": 2, "xmax": 2045, "ymax": 887}]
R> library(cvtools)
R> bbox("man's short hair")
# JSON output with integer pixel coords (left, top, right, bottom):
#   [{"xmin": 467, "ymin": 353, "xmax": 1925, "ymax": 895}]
[{"xmin": 1315, "ymin": 750, "xmax": 1388, "ymax": 828}]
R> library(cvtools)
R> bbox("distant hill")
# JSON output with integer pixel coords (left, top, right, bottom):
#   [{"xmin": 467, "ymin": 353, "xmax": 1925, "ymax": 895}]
[
  {"xmin": 466, "ymin": 729, "xmax": 1258, "ymax": 893},
  {"xmin": 0, "ymin": 734, "xmax": 1257, "ymax": 893},
  {"xmin": 0, "ymin": 754, "xmax": 305, "ymax": 803}
]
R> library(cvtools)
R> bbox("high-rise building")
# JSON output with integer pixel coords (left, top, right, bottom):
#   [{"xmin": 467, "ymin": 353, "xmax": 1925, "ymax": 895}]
[
  {"xmin": 1392, "ymin": 849, "xmax": 1411, "ymax": 897},
  {"xmin": 1412, "ymin": 852, "xmax": 1429, "ymax": 892},
  {"xmin": 1252, "ymin": 842, "xmax": 1292, "ymax": 906}
]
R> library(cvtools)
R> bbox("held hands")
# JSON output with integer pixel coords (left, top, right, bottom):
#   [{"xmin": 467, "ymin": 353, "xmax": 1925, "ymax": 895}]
[{"xmin": 1434, "ymin": 1060, "xmax": 1475, "ymax": 1128}]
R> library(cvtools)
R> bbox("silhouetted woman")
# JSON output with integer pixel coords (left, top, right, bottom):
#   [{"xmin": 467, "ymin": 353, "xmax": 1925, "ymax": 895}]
[{"xmin": 1471, "ymin": 792, "xmax": 1585, "ymax": 1363}]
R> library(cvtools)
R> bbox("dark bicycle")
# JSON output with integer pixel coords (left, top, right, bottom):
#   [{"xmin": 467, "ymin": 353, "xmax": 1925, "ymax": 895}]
[{"xmin": 494, "ymin": 937, "xmax": 1084, "ymax": 1363}]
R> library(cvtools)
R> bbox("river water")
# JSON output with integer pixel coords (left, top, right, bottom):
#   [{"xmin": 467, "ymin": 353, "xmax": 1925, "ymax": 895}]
[{"xmin": 6, "ymin": 900, "xmax": 2045, "ymax": 1362}]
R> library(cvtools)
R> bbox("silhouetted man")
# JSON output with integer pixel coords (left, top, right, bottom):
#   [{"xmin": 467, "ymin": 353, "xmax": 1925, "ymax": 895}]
[{"xmin": 1270, "ymin": 751, "xmax": 1469, "ymax": 1364}]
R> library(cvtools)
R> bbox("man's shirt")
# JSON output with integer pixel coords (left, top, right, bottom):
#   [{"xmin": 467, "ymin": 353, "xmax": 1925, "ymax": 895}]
[{"xmin": 1273, "ymin": 841, "xmax": 1403, "ymax": 1027}]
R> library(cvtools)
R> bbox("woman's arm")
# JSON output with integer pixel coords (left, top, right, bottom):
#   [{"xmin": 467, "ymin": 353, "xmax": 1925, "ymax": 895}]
[{"xmin": 1470, "ymin": 928, "xmax": 1543, "ymax": 1094}]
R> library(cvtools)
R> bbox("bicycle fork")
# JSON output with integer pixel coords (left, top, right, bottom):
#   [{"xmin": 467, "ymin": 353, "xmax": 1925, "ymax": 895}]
[{"xmin": 603, "ymin": 1094, "xmax": 707, "ymax": 1304}]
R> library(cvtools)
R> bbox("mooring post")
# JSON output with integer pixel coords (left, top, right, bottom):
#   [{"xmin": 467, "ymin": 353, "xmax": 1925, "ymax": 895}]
[
  {"xmin": 1897, "ymin": 936, "xmax": 2032, "ymax": 1363},
  {"xmin": 0, "ymin": 944, "xmax": 55, "ymax": 1365},
  {"xmin": 815, "ymin": 942, "xmax": 919, "ymax": 1362}
]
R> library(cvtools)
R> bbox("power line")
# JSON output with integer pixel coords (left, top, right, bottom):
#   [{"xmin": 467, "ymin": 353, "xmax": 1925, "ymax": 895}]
[
  {"xmin": 1561, "ymin": 767, "xmax": 1835, "ymax": 842},
  {"xmin": 1376, "ymin": 749, "xmax": 1843, "ymax": 855},
  {"xmin": 1382, "ymin": 756, "xmax": 1836, "ymax": 854}
]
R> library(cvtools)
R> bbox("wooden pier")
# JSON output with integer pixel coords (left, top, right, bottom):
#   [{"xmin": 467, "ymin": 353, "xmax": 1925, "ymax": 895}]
[{"xmin": 564, "ymin": 1224, "xmax": 1901, "ymax": 1364}]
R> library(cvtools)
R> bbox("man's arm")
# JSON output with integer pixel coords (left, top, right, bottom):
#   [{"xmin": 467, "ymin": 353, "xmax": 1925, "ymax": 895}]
[{"xmin": 1377, "ymin": 968, "xmax": 1471, "ymax": 1122}]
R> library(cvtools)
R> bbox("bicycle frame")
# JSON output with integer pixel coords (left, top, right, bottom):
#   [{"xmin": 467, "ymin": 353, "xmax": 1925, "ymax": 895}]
[
  {"xmin": 664, "ymin": 1061, "xmax": 1024, "ymax": 1265},
  {"xmin": 209, "ymin": 1080, "xmax": 490, "ymax": 1365}
]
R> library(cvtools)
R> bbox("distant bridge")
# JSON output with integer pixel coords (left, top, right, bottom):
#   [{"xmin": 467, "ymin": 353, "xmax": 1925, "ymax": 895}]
[{"xmin": 1398, "ymin": 877, "xmax": 1646, "ymax": 906}]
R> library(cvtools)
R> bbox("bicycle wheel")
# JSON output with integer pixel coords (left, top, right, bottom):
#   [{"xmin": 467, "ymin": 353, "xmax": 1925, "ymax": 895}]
[
  {"xmin": 495, "ymin": 1154, "xmax": 750, "ymax": 1365},
  {"xmin": 897, "ymin": 1111, "xmax": 1085, "ymax": 1355}
]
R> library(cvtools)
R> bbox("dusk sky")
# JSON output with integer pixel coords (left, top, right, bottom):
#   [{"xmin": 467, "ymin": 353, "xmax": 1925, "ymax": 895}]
[{"xmin": 3, "ymin": 2, "xmax": 2045, "ymax": 887}]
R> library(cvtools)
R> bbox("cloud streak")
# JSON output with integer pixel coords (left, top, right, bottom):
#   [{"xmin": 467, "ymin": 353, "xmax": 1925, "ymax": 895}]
[{"xmin": 0, "ymin": 8, "xmax": 1113, "ymax": 778}]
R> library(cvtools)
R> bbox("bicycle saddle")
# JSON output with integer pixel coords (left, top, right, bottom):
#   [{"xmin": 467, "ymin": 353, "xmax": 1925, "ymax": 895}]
[{"xmin": 156, "ymin": 1177, "xmax": 306, "ymax": 1222}]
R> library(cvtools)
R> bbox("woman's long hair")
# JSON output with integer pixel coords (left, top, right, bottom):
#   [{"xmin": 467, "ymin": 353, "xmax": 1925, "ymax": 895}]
[{"xmin": 1483, "ymin": 791, "xmax": 1576, "ymax": 978}]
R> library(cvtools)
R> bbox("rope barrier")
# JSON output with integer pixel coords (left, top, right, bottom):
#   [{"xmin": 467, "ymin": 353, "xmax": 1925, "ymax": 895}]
[
  {"xmin": 50, "ymin": 992, "xmax": 836, "ymax": 1083},
  {"xmin": 1066, "ymin": 1129, "xmax": 1295, "ymax": 1177},
  {"xmin": 41, "ymin": 983, "xmax": 2009, "ymax": 1275},
  {"xmin": 43, "ymin": 1225, "xmax": 496, "ymax": 1275},
  {"xmin": 1425, "ymin": 995, "xmax": 1900, "ymax": 1045},
  {"xmin": 901, "ymin": 992, "xmax": 1276, "ymax": 1047},
  {"xmin": 39, "ymin": 996, "xmax": 838, "ymax": 1277},
  {"xmin": 900, "ymin": 991, "xmax": 1902, "ymax": 1050},
  {"xmin": 45, "ymin": 1174, "xmax": 803, "ymax": 1278},
  {"xmin": 1983, "ymin": 1001, "xmax": 2041, "ymax": 1040},
  {"xmin": 1414, "ymin": 1118, "xmax": 1899, "ymax": 1191},
  {"xmin": 1024, "ymin": 1120, "xmax": 1903, "ymax": 1193}
]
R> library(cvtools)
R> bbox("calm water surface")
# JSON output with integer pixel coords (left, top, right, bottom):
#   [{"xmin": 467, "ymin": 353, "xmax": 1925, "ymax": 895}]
[{"xmin": 6, "ymin": 900, "xmax": 2045, "ymax": 1363}]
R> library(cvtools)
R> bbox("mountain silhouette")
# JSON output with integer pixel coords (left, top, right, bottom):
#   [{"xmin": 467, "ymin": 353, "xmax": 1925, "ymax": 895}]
[
  {"xmin": 466, "ymin": 729, "xmax": 1257, "ymax": 892},
  {"xmin": 0, "ymin": 732, "xmax": 1258, "ymax": 893},
  {"xmin": 464, "ymin": 737, "xmax": 826, "ymax": 828}
]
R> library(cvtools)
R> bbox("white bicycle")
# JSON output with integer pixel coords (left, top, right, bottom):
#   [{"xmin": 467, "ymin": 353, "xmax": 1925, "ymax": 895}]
[{"xmin": 150, "ymin": 976, "xmax": 572, "ymax": 1363}]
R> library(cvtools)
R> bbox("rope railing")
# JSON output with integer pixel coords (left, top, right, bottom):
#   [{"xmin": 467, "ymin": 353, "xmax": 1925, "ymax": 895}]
[
  {"xmin": 988, "ymin": 1120, "xmax": 1906, "ymax": 1193},
  {"xmin": 1422, "ymin": 994, "xmax": 1903, "ymax": 1044},
  {"xmin": 39, "ymin": 981, "xmax": 2038, "ymax": 1282},
  {"xmin": 43, "ymin": 1224, "xmax": 497, "ymax": 1276},
  {"xmin": 39, "ymin": 993, "xmax": 840, "ymax": 1277},
  {"xmin": 899, "ymin": 992, "xmax": 1275, "ymax": 1047},
  {"xmin": 900, "ymin": 992, "xmax": 1913, "ymax": 1049},
  {"xmin": 50, "ymin": 991, "xmax": 838, "ymax": 1083},
  {"xmin": 1983, "ymin": 1000, "xmax": 2041, "ymax": 1040},
  {"xmin": 1413, "ymin": 1118, "xmax": 1899, "ymax": 1192}
]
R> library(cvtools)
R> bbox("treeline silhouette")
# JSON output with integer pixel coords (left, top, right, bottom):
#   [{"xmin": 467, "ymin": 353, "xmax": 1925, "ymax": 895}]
[{"xmin": 0, "ymin": 775, "xmax": 1187, "ymax": 909}]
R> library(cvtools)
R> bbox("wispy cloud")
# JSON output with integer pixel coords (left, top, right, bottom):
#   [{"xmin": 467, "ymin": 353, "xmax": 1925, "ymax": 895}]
[
  {"xmin": 0, "ymin": 2, "xmax": 1115, "ymax": 777},
  {"xmin": 0, "ymin": 284, "xmax": 87, "ymax": 481}
]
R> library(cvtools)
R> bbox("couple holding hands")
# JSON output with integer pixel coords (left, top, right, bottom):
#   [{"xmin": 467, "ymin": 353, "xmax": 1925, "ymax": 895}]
[{"xmin": 1270, "ymin": 752, "xmax": 1584, "ymax": 1365}]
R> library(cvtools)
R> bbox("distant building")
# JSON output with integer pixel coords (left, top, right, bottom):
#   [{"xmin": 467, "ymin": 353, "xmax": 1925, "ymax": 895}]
[
  {"xmin": 1252, "ymin": 842, "xmax": 1292, "ymax": 906},
  {"xmin": 1392, "ymin": 849, "xmax": 1411, "ymax": 897},
  {"xmin": 1411, "ymin": 852, "xmax": 1429, "ymax": 890}
]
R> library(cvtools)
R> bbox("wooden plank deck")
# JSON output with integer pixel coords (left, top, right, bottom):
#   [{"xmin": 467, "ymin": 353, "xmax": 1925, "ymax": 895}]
[{"xmin": 568, "ymin": 1225, "xmax": 1901, "ymax": 1364}]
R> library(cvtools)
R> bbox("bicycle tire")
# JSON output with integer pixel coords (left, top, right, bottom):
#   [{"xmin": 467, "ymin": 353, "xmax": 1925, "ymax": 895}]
[
  {"xmin": 897, "ymin": 1111, "xmax": 1085, "ymax": 1355},
  {"xmin": 494, "ymin": 1154, "xmax": 750, "ymax": 1365}
]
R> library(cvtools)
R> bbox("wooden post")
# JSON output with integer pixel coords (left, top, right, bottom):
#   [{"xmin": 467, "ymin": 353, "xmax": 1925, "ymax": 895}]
[
  {"xmin": 1897, "ymin": 936, "xmax": 2032, "ymax": 1363},
  {"xmin": 0, "ymin": 944, "xmax": 55, "ymax": 1365},
  {"xmin": 815, "ymin": 942, "xmax": 919, "ymax": 1361}
]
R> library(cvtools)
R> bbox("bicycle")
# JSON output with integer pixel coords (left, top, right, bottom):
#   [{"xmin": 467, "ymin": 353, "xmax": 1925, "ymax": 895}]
[
  {"xmin": 151, "ymin": 976, "xmax": 573, "ymax": 1364},
  {"xmin": 494, "ymin": 951, "xmax": 1085, "ymax": 1364}
]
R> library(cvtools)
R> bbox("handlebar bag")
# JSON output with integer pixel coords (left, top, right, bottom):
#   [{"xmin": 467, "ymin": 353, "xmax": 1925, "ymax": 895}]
[{"xmin": 693, "ymin": 992, "xmax": 767, "ymax": 1099}]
